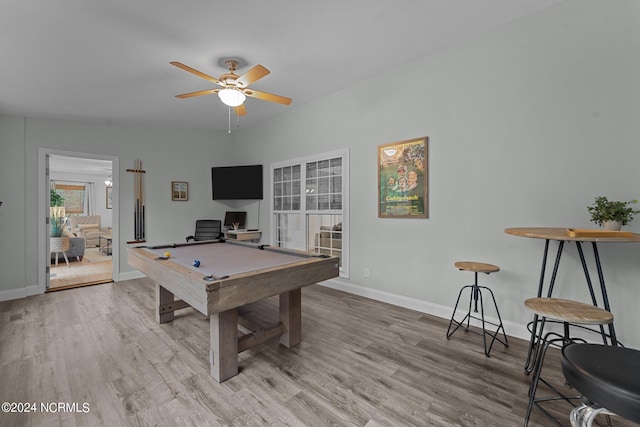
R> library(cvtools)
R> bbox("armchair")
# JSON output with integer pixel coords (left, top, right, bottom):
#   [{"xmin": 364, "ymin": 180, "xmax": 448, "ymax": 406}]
[
  {"xmin": 69, "ymin": 215, "xmax": 110, "ymax": 247},
  {"xmin": 314, "ymin": 222, "xmax": 342, "ymax": 258},
  {"xmin": 186, "ymin": 220, "xmax": 222, "ymax": 242}
]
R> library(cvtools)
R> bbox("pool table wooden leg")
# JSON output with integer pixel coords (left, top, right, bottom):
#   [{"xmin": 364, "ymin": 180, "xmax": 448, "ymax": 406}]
[
  {"xmin": 279, "ymin": 288, "xmax": 302, "ymax": 347},
  {"xmin": 156, "ymin": 284, "xmax": 174, "ymax": 324},
  {"xmin": 209, "ymin": 309, "xmax": 239, "ymax": 382}
]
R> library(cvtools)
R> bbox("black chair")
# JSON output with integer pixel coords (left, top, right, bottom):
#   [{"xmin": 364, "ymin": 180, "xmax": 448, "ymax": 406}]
[
  {"xmin": 561, "ymin": 343, "xmax": 640, "ymax": 426},
  {"xmin": 186, "ymin": 220, "xmax": 222, "ymax": 242}
]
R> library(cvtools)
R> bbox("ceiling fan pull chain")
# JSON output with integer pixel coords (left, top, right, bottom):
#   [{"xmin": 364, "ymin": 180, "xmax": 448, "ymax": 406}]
[{"xmin": 228, "ymin": 106, "xmax": 231, "ymax": 134}]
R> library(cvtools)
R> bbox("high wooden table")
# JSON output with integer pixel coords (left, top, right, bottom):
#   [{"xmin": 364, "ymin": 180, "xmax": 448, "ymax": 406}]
[
  {"xmin": 128, "ymin": 240, "xmax": 339, "ymax": 382},
  {"xmin": 504, "ymin": 227, "xmax": 640, "ymax": 371}
]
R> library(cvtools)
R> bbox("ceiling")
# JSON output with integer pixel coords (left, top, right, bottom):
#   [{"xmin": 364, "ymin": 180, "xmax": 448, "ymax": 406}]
[
  {"xmin": 2, "ymin": 0, "xmax": 564, "ymax": 131},
  {"xmin": 50, "ymin": 155, "xmax": 112, "ymax": 176}
]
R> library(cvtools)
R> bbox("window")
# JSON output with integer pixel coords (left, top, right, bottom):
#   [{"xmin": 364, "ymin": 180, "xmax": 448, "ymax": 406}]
[
  {"xmin": 54, "ymin": 184, "xmax": 85, "ymax": 214},
  {"xmin": 272, "ymin": 149, "xmax": 349, "ymax": 278}
]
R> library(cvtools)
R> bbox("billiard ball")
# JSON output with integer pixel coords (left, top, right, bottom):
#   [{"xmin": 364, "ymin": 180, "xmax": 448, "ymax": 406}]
[
  {"xmin": 193, "ymin": 259, "xmax": 201, "ymax": 267},
  {"xmin": 164, "ymin": 252, "xmax": 171, "ymax": 258}
]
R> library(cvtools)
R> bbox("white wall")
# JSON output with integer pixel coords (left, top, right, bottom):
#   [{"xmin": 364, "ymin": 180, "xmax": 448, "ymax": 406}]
[
  {"xmin": 233, "ymin": 0, "xmax": 640, "ymax": 348},
  {"xmin": 1, "ymin": 0, "xmax": 638, "ymax": 347}
]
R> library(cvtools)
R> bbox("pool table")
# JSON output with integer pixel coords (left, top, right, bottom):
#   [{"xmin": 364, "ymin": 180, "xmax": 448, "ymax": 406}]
[{"xmin": 127, "ymin": 239, "xmax": 340, "ymax": 382}]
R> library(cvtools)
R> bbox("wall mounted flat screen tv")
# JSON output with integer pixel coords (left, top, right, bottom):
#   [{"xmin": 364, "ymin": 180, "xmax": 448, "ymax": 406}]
[{"xmin": 212, "ymin": 164, "xmax": 263, "ymax": 200}]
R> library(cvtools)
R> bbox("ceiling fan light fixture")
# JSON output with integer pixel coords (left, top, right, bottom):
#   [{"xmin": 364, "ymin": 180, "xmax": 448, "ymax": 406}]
[{"xmin": 218, "ymin": 88, "xmax": 246, "ymax": 107}]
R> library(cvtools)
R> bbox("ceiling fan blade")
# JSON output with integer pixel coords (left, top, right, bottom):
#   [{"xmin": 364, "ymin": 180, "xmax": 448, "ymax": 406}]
[
  {"xmin": 244, "ymin": 89, "xmax": 292, "ymax": 105},
  {"xmin": 175, "ymin": 88, "xmax": 219, "ymax": 99},
  {"xmin": 235, "ymin": 104, "xmax": 247, "ymax": 116},
  {"xmin": 235, "ymin": 65, "xmax": 270, "ymax": 88},
  {"xmin": 170, "ymin": 62, "xmax": 223, "ymax": 86}
]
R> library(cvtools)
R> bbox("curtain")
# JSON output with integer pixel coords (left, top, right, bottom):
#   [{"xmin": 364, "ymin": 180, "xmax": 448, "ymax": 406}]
[{"xmin": 85, "ymin": 182, "xmax": 94, "ymax": 216}]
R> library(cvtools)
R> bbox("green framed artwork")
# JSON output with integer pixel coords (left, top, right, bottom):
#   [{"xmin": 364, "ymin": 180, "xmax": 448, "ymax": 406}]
[{"xmin": 378, "ymin": 136, "xmax": 428, "ymax": 218}]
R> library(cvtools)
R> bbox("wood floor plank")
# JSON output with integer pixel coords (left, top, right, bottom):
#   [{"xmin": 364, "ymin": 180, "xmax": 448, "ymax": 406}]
[
  {"xmin": 0, "ymin": 278, "xmax": 635, "ymax": 427},
  {"xmin": 49, "ymin": 247, "xmax": 112, "ymax": 290}
]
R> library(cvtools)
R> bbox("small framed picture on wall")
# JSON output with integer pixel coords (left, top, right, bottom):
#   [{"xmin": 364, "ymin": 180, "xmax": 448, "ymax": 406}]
[
  {"xmin": 172, "ymin": 181, "xmax": 188, "ymax": 201},
  {"xmin": 106, "ymin": 187, "xmax": 113, "ymax": 209}
]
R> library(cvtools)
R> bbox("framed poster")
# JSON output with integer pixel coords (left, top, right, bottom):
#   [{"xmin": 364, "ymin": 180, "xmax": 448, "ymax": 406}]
[
  {"xmin": 378, "ymin": 136, "xmax": 428, "ymax": 218},
  {"xmin": 171, "ymin": 181, "xmax": 188, "ymax": 201},
  {"xmin": 106, "ymin": 186, "xmax": 113, "ymax": 209}
]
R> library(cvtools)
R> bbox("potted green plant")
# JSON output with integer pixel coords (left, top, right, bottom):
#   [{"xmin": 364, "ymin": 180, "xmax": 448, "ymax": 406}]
[
  {"xmin": 587, "ymin": 196, "xmax": 640, "ymax": 231},
  {"xmin": 49, "ymin": 189, "xmax": 68, "ymax": 238},
  {"xmin": 50, "ymin": 189, "xmax": 64, "ymax": 207}
]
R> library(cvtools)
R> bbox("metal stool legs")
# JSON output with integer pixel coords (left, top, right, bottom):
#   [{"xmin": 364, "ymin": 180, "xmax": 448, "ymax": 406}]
[
  {"xmin": 570, "ymin": 403, "xmax": 615, "ymax": 427},
  {"xmin": 523, "ymin": 324, "xmax": 584, "ymax": 426},
  {"xmin": 446, "ymin": 271, "xmax": 509, "ymax": 357},
  {"xmin": 523, "ymin": 298, "xmax": 616, "ymax": 425}
]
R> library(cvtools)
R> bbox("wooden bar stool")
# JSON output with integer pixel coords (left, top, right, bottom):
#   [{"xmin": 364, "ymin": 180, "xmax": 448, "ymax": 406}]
[
  {"xmin": 523, "ymin": 298, "xmax": 615, "ymax": 426},
  {"xmin": 561, "ymin": 343, "xmax": 640, "ymax": 426},
  {"xmin": 446, "ymin": 261, "xmax": 508, "ymax": 357}
]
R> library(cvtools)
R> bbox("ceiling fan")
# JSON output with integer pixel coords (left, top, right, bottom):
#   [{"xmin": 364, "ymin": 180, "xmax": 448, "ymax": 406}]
[{"xmin": 170, "ymin": 60, "xmax": 292, "ymax": 117}]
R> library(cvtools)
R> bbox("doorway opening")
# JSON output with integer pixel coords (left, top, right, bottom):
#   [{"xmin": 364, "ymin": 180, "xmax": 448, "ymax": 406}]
[{"xmin": 39, "ymin": 149, "xmax": 119, "ymax": 293}]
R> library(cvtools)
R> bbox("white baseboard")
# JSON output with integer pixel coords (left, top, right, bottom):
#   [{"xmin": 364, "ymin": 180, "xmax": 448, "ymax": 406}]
[
  {"xmin": 0, "ymin": 286, "xmax": 28, "ymax": 302},
  {"xmin": 115, "ymin": 270, "xmax": 146, "ymax": 282},
  {"xmin": 0, "ymin": 272, "xmax": 145, "ymax": 302},
  {"xmin": 26, "ymin": 285, "xmax": 40, "ymax": 297},
  {"xmin": 320, "ymin": 278, "xmax": 531, "ymax": 342}
]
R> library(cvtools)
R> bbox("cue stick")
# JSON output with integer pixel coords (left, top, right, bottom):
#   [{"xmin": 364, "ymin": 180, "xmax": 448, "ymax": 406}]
[
  {"xmin": 133, "ymin": 160, "xmax": 137, "ymax": 240},
  {"xmin": 138, "ymin": 159, "xmax": 142, "ymax": 240},
  {"xmin": 140, "ymin": 159, "xmax": 145, "ymax": 239},
  {"xmin": 140, "ymin": 159, "xmax": 146, "ymax": 240},
  {"xmin": 138, "ymin": 159, "xmax": 143, "ymax": 240},
  {"xmin": 134, "ymin": 159, "xmax": 138, "ymax": 239},
  {"xmin": 126, "ymin": 159, "xmax": 147, "ymax": 243},
  {"xmin": 136, "ymin": 159, "xmax": 140, "ymax": 240},
  {"xmin": 138, "ymin": 159, "xmax": 141, "ymax": 240}
]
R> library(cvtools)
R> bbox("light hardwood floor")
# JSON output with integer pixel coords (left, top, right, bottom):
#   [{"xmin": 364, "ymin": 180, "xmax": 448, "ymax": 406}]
[
  {"xmin": 0, "ymin": 279, "xmax": 633, "ymax": 427},
  {"xmin": 49, "ymin": 248, "xmax": 112, "ymax": 290}
]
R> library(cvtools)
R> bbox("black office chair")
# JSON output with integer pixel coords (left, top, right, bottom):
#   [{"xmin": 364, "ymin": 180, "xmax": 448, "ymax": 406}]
[
  {"xmin": 561, "ymin": 343, "xmax": 640, "ymax": 426},
  {"xmin": 186, "ymin": 220, "xmax": 222, "ymax": 242}
]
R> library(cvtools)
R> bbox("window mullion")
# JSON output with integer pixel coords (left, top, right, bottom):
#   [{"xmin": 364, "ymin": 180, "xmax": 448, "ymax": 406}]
[{"xmin": 271, "ymin": 149, "xmax": 348, "ymax": 277}]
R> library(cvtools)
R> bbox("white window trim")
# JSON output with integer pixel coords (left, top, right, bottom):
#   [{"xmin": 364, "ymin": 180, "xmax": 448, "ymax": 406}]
[{"xmin": 270, "ymin": 148, "xmax": 349, "ymax": 278}]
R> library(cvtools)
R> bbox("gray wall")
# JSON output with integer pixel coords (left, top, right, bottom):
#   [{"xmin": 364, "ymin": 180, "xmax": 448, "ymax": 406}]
[
  {"xmin": 0, "ymin": 118, "xmax": 241, "ymax": 298},
  {"xmin": 233, "ymin": 0, "xmax": 640, "ymax": 348},
  {"xmin": 1, "ymin": 0, "xmax": 639, "ymax": 347}
]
